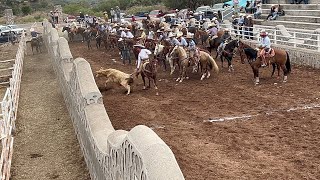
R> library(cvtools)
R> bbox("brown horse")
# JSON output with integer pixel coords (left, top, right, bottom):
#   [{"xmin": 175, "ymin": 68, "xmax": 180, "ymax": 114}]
[
  {"xmin": 207, "ymin": 30, "xmax": 225, "ymax": 54},
  {"xmin": 240, "ymin": 42, "xmax": 291, "ymax": 85},
  {"xmin": 140, "ymin": 59, "xmax": 159, "ymax": 95},
  {"xmin": 238, "ymin": 40, "xmax": 281, "ymax": 79},
  {"xmin": 30, "ymin": 37, "xmax": 41, "ymax": 55}
]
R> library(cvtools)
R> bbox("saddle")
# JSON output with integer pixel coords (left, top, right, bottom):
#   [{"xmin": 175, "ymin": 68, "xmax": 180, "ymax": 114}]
[{"xmin": 258, "ymin": 48, "xmax": 275, "ymax": 58}]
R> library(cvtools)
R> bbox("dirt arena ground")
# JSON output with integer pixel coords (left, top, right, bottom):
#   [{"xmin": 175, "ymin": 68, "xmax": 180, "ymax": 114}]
[{"xmin": 70, "ymin": 41, "xmax": 320, "ymax": 180}]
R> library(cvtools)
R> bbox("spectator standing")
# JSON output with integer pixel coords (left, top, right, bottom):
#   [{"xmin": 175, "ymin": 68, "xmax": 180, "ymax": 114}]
[
  {"xmin": 233, "ymin": 0, "xmax": 240, "ymax": 15},
  {"xmin": 118, "ymin": 38, "xmax": 131, "ymax": 65},
  {"xmin": 116, "ymin": 6, "xmax": 121, "ymax": 22},
  {"xmin": 54, "ymin": 10, "xmax": 59, "ymax": 24},
  {"xmin": 244, "ymin": 15, "xmax": 254, "ymax": 39},
  {"xmin": 237, "ymin": 14, "xmax": 244, "ymax": 36},
  {"xmin": 110, "ymin": 8, "xmax": 115, "ymax": 23}
]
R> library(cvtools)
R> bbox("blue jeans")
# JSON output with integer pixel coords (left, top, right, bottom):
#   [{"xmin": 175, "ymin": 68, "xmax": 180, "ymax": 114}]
[{"xmin": 121, "ymin": 50, "xmax": 131, "ymax": 64}]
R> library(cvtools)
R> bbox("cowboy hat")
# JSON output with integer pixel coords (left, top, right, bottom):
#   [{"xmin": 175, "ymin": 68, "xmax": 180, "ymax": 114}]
[
  {"xmin": 260, "ymin": 31, "xmax": 268, "ymax": 36},
  {"xmin": 247, "ymin": 15, "xmax": 252, "ymax": 18},
  {"xmin": 168, "ymin": 32, "xmax": 176, "ymax": 38},
  {"xmin": 118, "ymin": 38, "xmax": 123, "ymax": 41},
  {"xmin": 133, "ymin": 44, "xmax": 145, "ymax": 49},
  {"xmin": 30, "ymin": 28, "xmax": 35, "ymax": 32},
  {"xmin": 124, "ymin": 28, "xmax": 130, "ymax": 31},
  {"xmin": 185, "ymin": 33, "xmax": 193, "ymax": 39},
  {"xmin": 119, "ymin": 27, "xmax": 123, "ymax": 31},
  {"xmin": 176, "ymin": 32, "xmax": 183, "ymax": 38},
  {"xmin": 138, "ymin": 27, "xmax": 144, "ymax": 30},
  {"xmin": 156, "ymin": 29, "xmax": 162, "ymax": 33},
  {"xmin": 209, "ymin": 23, "xmax": 216, "ymax": 28},
  {"xmin": 224, "ymin": 28, "xmax": 230, "ymax": 31}
]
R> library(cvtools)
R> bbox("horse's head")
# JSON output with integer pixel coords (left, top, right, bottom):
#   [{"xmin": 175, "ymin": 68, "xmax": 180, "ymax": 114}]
[
  {"xmin": 154, "ymin": 44, "xmax": 164, "ymax": 56},
  {"xmin": 169, "ymin": 45, "xmax": 179, "ymax": 57},
  {"xmin": 95, "ymin": 67, "xmax": 105, "ymax": 78}
]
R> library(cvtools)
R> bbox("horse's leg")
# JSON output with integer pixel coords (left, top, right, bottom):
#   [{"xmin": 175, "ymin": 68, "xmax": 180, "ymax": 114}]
[
  {"xmin": 153, "ymin": 76, "xmax": 159, "ymax": 96},
  {"xmin": 253, "ymin": 66, "xmax": 260, "ymax": 85},
  {"xmin": 220, "ymin": 55, "xmax": 223, "ymax": 68},
  {"xmin": 271, "ymin": 63, "xmax": 276, "ymax": 77},
  {"xmin": 280, "ymin": 64, "xmax": 288, "ymax": 83},
  {"xmin": 206, "ymin": 65, "xmax": 211, "ymax": 78},
  {"xmin": 169, "ymin": 57, "xmax": 174, "ymax": 75},
  {"xmin": 142, "ymin": 74, "xmax": 147, "ymax": 90}
]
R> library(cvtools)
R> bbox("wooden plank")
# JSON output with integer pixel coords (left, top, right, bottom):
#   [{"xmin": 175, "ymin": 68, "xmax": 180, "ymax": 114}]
[
  {"xmin": 0, "ymin": 82, "xmax": 9, "ymax": 86},
  {"xmin": 0, "ymin": 68, "xmax": 13, "ymax": 72},
  {"xmin": 0, "ymin": 75, "xmax": 11, "ymax": 79},
  {"xmin": 0, "ymin": 60, "xmax": 14, "ymax": 64}
]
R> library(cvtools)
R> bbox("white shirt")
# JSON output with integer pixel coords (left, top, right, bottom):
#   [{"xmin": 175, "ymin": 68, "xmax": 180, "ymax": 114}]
[
  {"xmin": 126, "ymin": 31, "xmax": 134, "ymax": 38},
  {"xmin": 137, "ymin": 49, "xmax": 152, "ymax": 68},
  {"xmin": 120, "ymin": 31, "xmax": 127, "ymax": 38}
]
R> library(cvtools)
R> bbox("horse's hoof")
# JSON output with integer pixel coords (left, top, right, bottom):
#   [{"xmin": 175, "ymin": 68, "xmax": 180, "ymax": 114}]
[
  {"xmin": 156, "ymin": 92, "xmax": 159, "ymax": 96},
  {"xmin": 143, "ymin": 86, "xmax": 146, "ymax": 90},
  {"xmin": 186, "ymin": 77, "xmax": 189, "ymax": 80}
]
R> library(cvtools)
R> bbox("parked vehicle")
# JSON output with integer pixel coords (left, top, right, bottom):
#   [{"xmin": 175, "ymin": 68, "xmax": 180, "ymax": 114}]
[
  {"xmin": 7, "ymin": 25, "xmax": 26, "ymax": 35},
  {"xmin": 148, "ymin": 10, "xmax": 165, "ymax": 18},
  {"xmin": 195, "ymin": 6, "xmax": 211, "ymax": 13},
  {"xmin": 0, "ymin": 31, "xmax": 16, "ymax": 43},
  {"xmin": 0, "ymin": 25, "xmax": 12, "ymax": 34},
  {"xmin": 135, "ymin": 12, "xmax": 148, "ymax": 17}
]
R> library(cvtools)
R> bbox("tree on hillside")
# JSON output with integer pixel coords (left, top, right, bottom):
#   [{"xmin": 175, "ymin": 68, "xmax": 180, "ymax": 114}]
[{"xmin": 21, "ymin": 5, "xmax": 32, "ymax": 15}]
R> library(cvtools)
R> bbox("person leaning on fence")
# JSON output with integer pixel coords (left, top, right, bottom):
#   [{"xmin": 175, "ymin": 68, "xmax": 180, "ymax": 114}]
[
  {"xmin": 244, "ymin": 15, "xmax": 254, "ymax": 39},
  {"xmin": 258, "ymin": 31, "xmax": 271, "ymax": 67},
  {"xmin": 134, "ymin": 44, "xmax": 152, "ymax": 77}
]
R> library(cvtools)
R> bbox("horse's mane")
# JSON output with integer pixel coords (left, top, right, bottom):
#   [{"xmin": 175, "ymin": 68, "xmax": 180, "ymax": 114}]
[
  {"xmin": 244, "ymin": 48, "xmax": 257, "ymax": 59},
  {"xmin": 225, "ymin": 39, "xmax": 237, "ymax": 49}
]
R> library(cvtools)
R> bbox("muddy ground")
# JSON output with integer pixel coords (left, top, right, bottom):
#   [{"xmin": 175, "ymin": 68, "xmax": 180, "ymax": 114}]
[{"xmin": 70, "ymin": 41, "xmax": 320, "ymax": 180}]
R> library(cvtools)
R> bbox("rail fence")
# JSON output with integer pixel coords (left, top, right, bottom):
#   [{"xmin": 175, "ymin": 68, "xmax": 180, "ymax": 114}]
[
  {"xmin": 220, "ymin": 23, "xmax": 320, "ymax": 51},
  {"xmin": 0, "ymin": 32, "xmax": 25, "ymax": 180}
]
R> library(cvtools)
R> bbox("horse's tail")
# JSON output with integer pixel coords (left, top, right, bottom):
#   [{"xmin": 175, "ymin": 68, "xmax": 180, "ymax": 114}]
[
  {"xmin": 208, "ymin": 55, "xmax": 219, "ymax": 73},
  {"xmin": 285, "ymin": 51, "xmax": 291, "ymax": 74}
]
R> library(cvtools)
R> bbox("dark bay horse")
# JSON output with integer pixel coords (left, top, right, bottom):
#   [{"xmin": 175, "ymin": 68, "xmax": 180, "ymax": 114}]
[
  {"xmin": 30, "ymin": 37, "xmax": 42, "ymax": 54},
  {"xmin": 218, "ymin": 39, "xmax": 239, "ymax": 72},
  {"xmin": 240, "ymin": 41, "xmax": 291, "ymax": 85}
]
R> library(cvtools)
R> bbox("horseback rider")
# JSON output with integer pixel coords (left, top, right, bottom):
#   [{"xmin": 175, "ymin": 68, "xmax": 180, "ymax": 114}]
[
  {"xmin": 206, "ymin": 23, "xmax": 218, "ymax": 48},
  {"xmin": 186, "ymin": 33, "xmax": 200, "ymax": 71},
  {"xmin": 217, "ymin": 28, "xmax": 232, "ymax": 55},
  {"xmin": 125, "ymin": 28, "xmax": 134, "ymax": 39},
  {"xmin": 176, "ymin": 32, "xmax": 188, "ymax": 48},
  {"xmin": 134, "ymin": 44, "xmax": 152, "ymax": 77},
  {"xmin": 137, "ymin": 28, "xmax": 146, "ymax": 44},
  {"xmin": 168, "ymin": 32, "xmax": 180, "ymax": 46},
  {"xmin": 258, "ymin": 31, "xmax": 271, "ymax": 67},
  {"xmin": 30, "ymin": 28, "xmax": 41, "ymax": 39}
]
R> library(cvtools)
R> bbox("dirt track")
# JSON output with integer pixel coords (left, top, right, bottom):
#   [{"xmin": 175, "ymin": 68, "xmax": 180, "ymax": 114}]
[
  {"xmin": 70, "ymin": 41, "xmax": 320, "ymax": 180},
  {"xmin": 11, "ymin": 43, "xmax": 90, "ymax": 180}
]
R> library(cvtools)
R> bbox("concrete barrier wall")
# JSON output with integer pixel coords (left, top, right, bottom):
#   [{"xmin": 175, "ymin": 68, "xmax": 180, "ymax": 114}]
[
  {"xmin": 42, "ymin": 20, "xmax": 184, "ymax": 180},
  {"xmin": 242, "ymin": 40, "xmax": 320, "ymax": 69}
]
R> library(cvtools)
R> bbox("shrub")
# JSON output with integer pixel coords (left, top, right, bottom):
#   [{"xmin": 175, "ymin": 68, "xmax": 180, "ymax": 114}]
[{"xmin": 126, "ymin": 5, "xmax": 167, "ymax": 16}]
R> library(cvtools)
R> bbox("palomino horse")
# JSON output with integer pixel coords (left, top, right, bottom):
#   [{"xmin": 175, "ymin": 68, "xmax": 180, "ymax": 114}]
[
  {"xmin": 140, "ymin": 59, "xmax": 159, "ymax": 95},
  {"xmin": 218, "ymin": 39, "xmax": 239, "ymax": 72},
  {"xmin": 240, "ymin": 42, "xmax": 291, "ymax": 85},
  {"xmin": 238, "ymin": 40, "xmax": 280, "ymax": 77},
  {"xmin": 198, "ymin": 51, "xmax": 219, "ymax": 80},
  {"xmin": 169, "ymin": 46, "xmax": 195, "ymax": 82}
]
